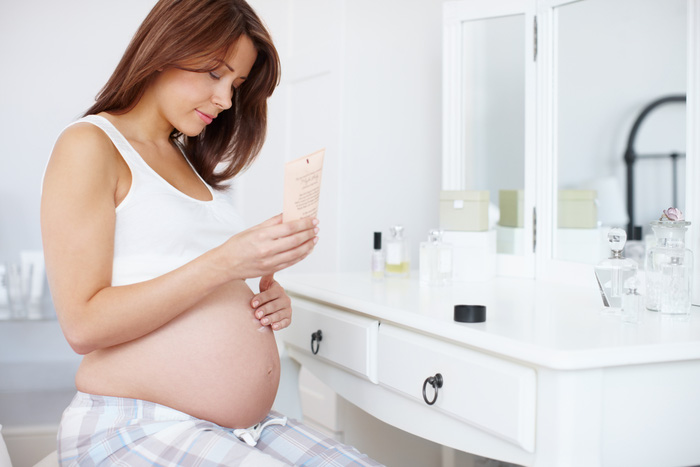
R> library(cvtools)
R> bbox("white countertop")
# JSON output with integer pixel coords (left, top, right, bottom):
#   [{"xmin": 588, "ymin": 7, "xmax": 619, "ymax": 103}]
[{"xmin": 279, "ymin": 271, "xmax": 700, "ymax": 370}]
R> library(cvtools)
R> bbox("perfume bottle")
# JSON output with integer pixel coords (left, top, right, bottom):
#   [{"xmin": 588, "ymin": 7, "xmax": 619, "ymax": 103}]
[
  {"xmin": 645, "ymin": 219, "xmax": 693, "ymax": 315},
  {"xmin": 621, "ymin": 275, "xmax": 642, "ymax": 324},
  {"xmin": 371, "ymin": 232, "xmax": 385, "ymax": 279},
  {"xmin": 623, "ymin": 226, "xmax": 646, "ymax": 269},
  {"xmin": 419, "ymin": 229, "xmax": 453, "ymax": 286},
  {"xmin": 385, "ymin": 225, "xmax": 410, "ymax": 277},
  {"xmin": 594, "ymin": 228, "xmax": 638, "ymax": 312}
]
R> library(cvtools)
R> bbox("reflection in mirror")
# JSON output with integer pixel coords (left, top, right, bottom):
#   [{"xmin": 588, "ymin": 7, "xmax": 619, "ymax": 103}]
[
  {"xmin": 554, "ymin": 0, "xmax": 686, "ymax": 266},
  {"xmin": 461, "ymin": 14, "xmax": 525, "ymax": 256}
]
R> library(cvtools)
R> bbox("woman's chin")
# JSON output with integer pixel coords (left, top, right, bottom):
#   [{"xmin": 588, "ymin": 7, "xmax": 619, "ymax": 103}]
[{"xmin": 181, "ymin": 128, "xmax": 206, "ymax": 138}]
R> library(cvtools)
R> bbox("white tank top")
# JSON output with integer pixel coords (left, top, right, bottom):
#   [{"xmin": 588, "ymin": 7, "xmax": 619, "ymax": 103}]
[{"xmin": 68, "ymin": 115, "xmax": 246, "ymax": 286}]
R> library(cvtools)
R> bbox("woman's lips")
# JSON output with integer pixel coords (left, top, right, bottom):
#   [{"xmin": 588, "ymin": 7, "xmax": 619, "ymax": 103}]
[{"xmin": 196, "ymin": 110, "xmax": 214, "ymax": 124}]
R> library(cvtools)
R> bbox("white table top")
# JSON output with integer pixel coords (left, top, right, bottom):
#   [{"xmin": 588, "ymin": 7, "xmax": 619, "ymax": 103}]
[{"xmin": 279, "ymin": 271, "xmax": 700, "ymax": 370}]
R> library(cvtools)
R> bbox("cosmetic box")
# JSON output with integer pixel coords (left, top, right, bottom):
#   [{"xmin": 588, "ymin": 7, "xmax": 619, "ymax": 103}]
[
  {"xmin": 498, "ymin": 190, "xmax": 524, "ymax": 228},
  {"xmin": 439, "ymin": 190, "xmax": 489, "ymax": 232},
  {"xmin": 558, "ymin": 190, "xmax": 598, "ymax": 229}
]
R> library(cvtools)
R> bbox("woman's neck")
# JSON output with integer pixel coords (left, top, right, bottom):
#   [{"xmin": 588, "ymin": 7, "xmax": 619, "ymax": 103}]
[{"xmin": 106, "ymin": 91, "xmax": 175, "ymax": 146}]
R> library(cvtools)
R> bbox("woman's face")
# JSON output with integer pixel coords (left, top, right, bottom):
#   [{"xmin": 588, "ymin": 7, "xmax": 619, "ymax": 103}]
[{"xmin": 152, "ymin": 35, "xmax": 258, "ymax": 136}]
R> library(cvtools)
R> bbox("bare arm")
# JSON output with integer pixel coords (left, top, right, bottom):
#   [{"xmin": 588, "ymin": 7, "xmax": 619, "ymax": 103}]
[{"xmin": 41, "ymin": 124, "xmax": 317, "ymax": 355}]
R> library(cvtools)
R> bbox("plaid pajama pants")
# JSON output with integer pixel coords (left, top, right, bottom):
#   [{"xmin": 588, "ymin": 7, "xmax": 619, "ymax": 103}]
[{"xmin": 57, "ymin": 392, "xmax": 383, "ymax": 466}]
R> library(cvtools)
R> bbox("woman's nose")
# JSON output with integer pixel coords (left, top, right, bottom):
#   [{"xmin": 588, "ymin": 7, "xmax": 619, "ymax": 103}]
[{"xmin": 213, "ymin": 85, "xmax": 233, "ymax": 110}]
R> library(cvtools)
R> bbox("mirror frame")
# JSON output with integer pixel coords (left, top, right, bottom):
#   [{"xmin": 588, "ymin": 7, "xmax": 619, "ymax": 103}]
[
  {"xmin": 442, "ymin": 0, "xmax": 537, "ymax": 278},
  {"xmin": 689, "ymin": 0, "xmax": 700, "ymax": 305},
  {"xmin": 537, "ymin": 0, "xmax": 700, "ymax": 300}
]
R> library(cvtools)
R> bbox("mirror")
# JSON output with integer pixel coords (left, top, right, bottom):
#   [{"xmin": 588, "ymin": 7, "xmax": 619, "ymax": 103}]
[
  {"xmin": 553, "ymin": 0, "xmax": 687, "ymax": 265},
  {"xmin": 461, "ymin": 14, "xmax": 526, "ymax": 256}
]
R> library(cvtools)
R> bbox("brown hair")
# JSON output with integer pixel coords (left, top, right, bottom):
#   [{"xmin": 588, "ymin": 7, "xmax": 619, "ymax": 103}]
[{"xmin": 85, "ymin": 0, "xmax": 280, "ymax": 189}]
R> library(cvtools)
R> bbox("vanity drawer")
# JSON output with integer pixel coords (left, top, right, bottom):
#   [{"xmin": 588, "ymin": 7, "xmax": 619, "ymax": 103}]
[
  {"xmin": 285, "ymin": 297, "xmax": 379, "ymax": 383},
  {"xmin": 377, "ymin": 324, "xmax": 536, "ymax": 451}
]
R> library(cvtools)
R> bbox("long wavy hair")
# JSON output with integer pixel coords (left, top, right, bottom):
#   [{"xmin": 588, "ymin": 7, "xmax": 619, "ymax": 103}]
[{"xmin": 85, "ymin": 0, "xmax": 280, "ymax": 189}]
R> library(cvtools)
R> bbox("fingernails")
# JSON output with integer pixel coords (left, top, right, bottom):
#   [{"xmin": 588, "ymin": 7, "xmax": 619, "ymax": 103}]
[
  {"xmin": 312, "ymin": 218, "xmax": 319, "ymax": 226},
  {"xmin": 314, "ymin": 227, "xmax": 319, "ymax": 234},
  {"xmin": 313, "ymin": 237, "xmax": 319, "ymax": 244},
  {"xmin": 261, "ymin": 318, "xmax": 269, "ymax": 325},
  {"xmin": 252, "ymin": 300, "xmax": 259, "ymax": 308},
  {"xmin": 257, "ymin": 311, "xmax": 263, "ymax": 319}
]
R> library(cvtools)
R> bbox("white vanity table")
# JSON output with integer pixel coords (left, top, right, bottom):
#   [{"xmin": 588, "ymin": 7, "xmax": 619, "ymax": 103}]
[{"xmin": 279, "ymin": 272, "xmax": 700, "ymax": 467}]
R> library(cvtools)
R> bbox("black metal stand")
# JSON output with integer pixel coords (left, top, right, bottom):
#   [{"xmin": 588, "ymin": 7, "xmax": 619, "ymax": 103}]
[{"xmin": 624, "ymin": 94, "xmax": 686, "ymax": 238}]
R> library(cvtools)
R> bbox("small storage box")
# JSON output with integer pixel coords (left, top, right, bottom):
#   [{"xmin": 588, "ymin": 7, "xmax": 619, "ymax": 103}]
[
  {"xmin": 558, "ymin": 190, "xmax": 598, "ymax": 229},
  {"xmin": 499, "ymin": 190, "xmax": 524, "ymax": 228},
  {"xmin": 439, "ymin": 190, "xmax": 489, "ymax": 232}
]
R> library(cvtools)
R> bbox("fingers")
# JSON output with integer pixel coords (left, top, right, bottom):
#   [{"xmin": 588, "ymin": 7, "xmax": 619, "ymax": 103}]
[
  {"xmin": 259, "ymin": 274, "xmax": 275, "ymax": 292},
  {"xmin": 256, "ymin": 214, "xmax": 283, "ymax": 229},
  {"xmin": 269, "ymin": 226, "xmax": 319, "ymax": 257},
  {"xmin": 225, "ymin": 217, "xmax": 319, "ymax": 280},
  {"xmin": 268, "ymin": 236, "xmax": 318, "ymax": 272},
  {"xmin": 257, "ymin": 307, "xmax": 291, "ymax": 330},
  {"xmin": 269, "ymin": 317, "xmax": 291, "ymax": 331},
  {"xmin": 250, "ymin": 224, "xmax": 318, "ymax": 275},
  {"xmin": 265, "ymin": 217, "xmax": 319, "ymax": 241},
  {"xmin": 251, "ymin": 283, "xmax": 292, "ymax": 331}
]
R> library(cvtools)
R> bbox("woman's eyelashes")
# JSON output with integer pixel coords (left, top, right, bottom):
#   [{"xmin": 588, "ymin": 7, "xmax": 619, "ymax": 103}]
[{"xmin": 207, "ymin": 68, "xmax": 244, "ymax": 95}]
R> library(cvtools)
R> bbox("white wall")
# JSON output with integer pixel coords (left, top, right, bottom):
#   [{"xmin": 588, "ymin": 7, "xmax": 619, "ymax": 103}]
[
  {"xmin": 0, "ymin": 0, "xmax": 158, "ymax": 262},
  {"xmin": 238, "ymin": 0, "xmax": 443, "ymax": 274},
  {"xmin": 338, "ymin": 0, "xmax": 443, "ymax": 270}
]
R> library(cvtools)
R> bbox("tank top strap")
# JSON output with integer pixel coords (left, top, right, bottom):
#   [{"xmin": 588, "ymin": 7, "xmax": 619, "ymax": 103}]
[{"xmin": 75, "ymin": 115, "xmax": 148, "ymax": 172}]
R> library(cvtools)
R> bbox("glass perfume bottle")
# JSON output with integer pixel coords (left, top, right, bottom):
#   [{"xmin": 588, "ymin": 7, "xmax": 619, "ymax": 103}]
[
  {"xmin": 594, "ymin": 228, "xmax": 638, "ymax": 312},
  {"xmin": 621, "ymin": 275, "xmax": 642, "ymax": 324},
  {"xmin": 645, "ymin": 220, "xmax": 693, "ymax": 315},
  {"xmin": 371, "ymin": 231, "xmax": 385, "ymax": 279},
  {"xmin": 623, "ymin": 226, "xmax": 646, "ymax": 270},
  {"xmin": 385, "ymin": 225, "xmax": 410, "ymax": 277},
  {"xmin": 419, "ymin": 229, "xmax": 453, "ymax": 286}
]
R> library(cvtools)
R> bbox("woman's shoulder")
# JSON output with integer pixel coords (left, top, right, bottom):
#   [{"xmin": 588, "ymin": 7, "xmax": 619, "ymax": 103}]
[
  {"xmin": 52, "ymin": 117, "xmax": 121, "ymax": 163},
  {"xmin": 55, "ymin": 118, "xmax": 113, "ymax": 150},
  {"xmin": 47, "ymin": 118, "xmax": 123, "ymax": 187}
]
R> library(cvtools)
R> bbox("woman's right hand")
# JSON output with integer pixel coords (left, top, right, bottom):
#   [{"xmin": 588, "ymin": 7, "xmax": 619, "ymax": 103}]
[{"xmin": 219, "ymin": 214, "xmax": 319, "ymax": 280}]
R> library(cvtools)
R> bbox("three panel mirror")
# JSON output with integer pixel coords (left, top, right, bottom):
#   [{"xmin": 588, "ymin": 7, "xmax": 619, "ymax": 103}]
[{"xmin": 445, "ymin": 0, "xmax": 690, "ymax": 276}]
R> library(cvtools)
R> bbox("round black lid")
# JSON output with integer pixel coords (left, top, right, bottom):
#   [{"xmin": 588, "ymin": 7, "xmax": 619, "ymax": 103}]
[{"xmin": 454, "ymin": 304, "xmax": 486, "ymax": 323}]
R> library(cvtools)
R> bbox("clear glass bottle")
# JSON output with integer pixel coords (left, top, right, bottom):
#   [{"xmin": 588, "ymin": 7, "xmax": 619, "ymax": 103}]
[
  {"xmin": 371, "ymin": 231, "xmax": 385, "ymax": 279},
  {"xmin": 385, "ymin": 225, "xmax": 410, "ymax": 277},
  {"xmin": 623, "ymin": 226, "xmax": 646, "ymax": 270},
  {"xmin": 419, "ymin": 229, "xmax": 453, "ymax": 286},
  {"xmin": 594, "ymin": 228, "xmax": 638, "ymax": 312},
  {"xmin": 621, "ymin": 275, "xmax": 641, "ymax": 324},
  {"xmin": 645, "ymin": 220, "xmax": 693, "ymax": 315}
]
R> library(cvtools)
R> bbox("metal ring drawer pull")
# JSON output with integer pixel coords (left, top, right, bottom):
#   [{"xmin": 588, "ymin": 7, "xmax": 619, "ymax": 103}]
[
  {"xmin": 310, "ymin": 330, "xmax": 323, "ymax": 355},
  {"xmin": 422, "ymin": 373, "xmax": 443, "ymax": 405}
]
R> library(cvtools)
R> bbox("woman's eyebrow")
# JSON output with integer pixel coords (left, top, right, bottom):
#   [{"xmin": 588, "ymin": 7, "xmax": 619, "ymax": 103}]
[{"xmin": 220, "ymin": 60, "xmax": 247, "ymax": 79}]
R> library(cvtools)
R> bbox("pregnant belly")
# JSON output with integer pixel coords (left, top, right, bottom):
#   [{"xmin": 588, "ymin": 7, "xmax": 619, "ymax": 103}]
[{"xmin": 75, "ymin": 280, "xmax": 281, "ymax": 429}]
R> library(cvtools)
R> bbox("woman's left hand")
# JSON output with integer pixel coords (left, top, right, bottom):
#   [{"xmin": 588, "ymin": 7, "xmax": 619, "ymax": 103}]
[{"xmin": 251, "ymin": 274, "xmax": 292, "ymax": 330}]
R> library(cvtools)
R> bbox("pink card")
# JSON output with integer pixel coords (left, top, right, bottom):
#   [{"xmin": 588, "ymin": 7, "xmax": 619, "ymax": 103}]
[{"xmin": 283, "ymin": 149, "xmax": 325, "ymax": 222}]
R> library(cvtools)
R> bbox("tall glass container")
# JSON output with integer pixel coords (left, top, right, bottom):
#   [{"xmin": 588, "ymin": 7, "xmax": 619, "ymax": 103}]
[
  {"xmin": 419, "ymin": 229, "xmax": 453, "ymax": 286},
  {"xmin": 645, "ymin": 220, "xmax": 693, "ymax": 315},
  {"xmin": 594, "ymin": 228, "xmax": 638, "ymax": 312}
]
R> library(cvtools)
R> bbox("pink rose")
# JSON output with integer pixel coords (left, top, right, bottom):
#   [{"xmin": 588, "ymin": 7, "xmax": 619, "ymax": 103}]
[{"xmin": 661, "ymin": 207, "xmax": 684, "ymax": 221}]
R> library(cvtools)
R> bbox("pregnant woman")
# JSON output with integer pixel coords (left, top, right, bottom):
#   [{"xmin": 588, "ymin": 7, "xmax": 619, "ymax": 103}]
[{"xmin": 40, "ymin": 1, "xmax": 381, "ymax": 465}]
